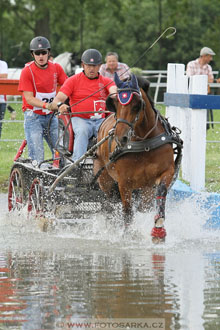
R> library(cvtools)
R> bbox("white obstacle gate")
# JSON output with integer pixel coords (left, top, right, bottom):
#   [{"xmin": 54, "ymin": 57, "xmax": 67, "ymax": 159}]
[{"xmin": 164, "ymin": 63, "xmax": 220, "ymax": 192}]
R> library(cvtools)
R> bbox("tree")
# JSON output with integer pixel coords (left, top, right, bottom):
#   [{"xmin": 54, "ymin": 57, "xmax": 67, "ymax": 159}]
[{"xmin": 1, "ymin": 0, "xmax": 220, "ymax": 71}]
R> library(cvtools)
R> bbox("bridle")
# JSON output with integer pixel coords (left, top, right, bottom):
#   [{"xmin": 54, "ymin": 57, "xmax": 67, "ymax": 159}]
[
  {"xmin": 115, "ymin": 88, "xmax": 144, "ymax": 132},
  {"xmin": 113, "ymin": 87, "xmax": 159, "ymax": 142}
]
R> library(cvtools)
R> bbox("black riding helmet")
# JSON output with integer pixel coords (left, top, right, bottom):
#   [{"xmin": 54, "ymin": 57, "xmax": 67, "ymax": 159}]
[
  {"xmin": 81, "ymin": 49, "xmax": 102, "ymax": 65},
  {"xmin": 30, "ymin": 36, "xmax": 51, "ymax": 52}
]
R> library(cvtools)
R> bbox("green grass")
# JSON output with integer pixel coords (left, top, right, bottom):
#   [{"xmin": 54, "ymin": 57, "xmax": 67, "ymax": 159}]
[
  {"xmin": 0, "ymin": 104, "xmax": 25, "ymax": 191},
  {"xmin": 205, "ymin": 115, "xmax": 220, "ymax": 192},
  {"xmin": 0, "ymin": 102, "xmax": 51, "ymax": 192},
  {"xmin": 1, "ymin": 103, "xmax": 220, "ymax": 193}
]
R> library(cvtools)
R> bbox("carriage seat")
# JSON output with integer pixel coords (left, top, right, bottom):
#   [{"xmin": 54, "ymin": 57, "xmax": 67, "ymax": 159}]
[{"xmin": 57, "ymin": 114, "xmax": 97, "ymax": 157}]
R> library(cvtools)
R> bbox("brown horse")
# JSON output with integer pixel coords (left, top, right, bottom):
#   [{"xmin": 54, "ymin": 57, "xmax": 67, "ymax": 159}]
[{"xmin": 93, "ymin": 73, "xmax": 182, "ymax": 242}]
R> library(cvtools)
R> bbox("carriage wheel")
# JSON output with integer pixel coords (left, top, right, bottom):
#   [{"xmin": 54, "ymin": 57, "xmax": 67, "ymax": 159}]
[
  {"xmin": 27, "ymin": 178, "xmax": 49, "ymax": 231},
  {"xmin": 8, "ymin": 167, "xmax": 26, "ymax": 212},
  {"xmin": 28, "ymin": 178, "xmax": 44, "ymax": 216},
  {"xmin": 27, "ymin": 178, "xmax": 55, "ymax": 231}
]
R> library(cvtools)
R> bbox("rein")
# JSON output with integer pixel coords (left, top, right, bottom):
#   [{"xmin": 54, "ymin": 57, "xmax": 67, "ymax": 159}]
[{"xmin": 136, "ymin": 111, "xmax": 159, "ymax": 141}]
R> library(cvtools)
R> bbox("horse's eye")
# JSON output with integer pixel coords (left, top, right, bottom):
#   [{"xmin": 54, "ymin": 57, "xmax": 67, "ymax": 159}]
[{"xmin": 132, "ymin": 99, "xmax": 142, "ymax": 112}]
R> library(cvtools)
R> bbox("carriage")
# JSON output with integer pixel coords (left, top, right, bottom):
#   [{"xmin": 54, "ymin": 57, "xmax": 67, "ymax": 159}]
[
  {"xmin": 8, "ymin": 74, "xmax": 183, "ymax": 241},
  {"xmin": 8, "ymin": 112, "xmax": 108, "ymax": 227}
]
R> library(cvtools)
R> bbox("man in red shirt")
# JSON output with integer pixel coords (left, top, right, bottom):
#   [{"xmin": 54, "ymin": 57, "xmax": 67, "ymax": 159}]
[
  {"xmin": 18, "ymin": 36, "xmax": 67, "ymax": 164},
  {"xmin": 51, "ymin": 49, "xmax": 117, "ymax": 163}
]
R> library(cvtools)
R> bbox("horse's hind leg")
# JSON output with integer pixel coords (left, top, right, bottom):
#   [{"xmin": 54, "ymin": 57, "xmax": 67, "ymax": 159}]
[{"xmin": 151, "ymin": 182, "xmax": 167, "ymax": 243}]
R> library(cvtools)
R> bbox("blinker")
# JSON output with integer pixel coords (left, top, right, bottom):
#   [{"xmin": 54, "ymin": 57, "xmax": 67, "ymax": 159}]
[
  {"xmin": 117, "ymin": 91, "xmax": 134, "ymax": 105},
  {"xmin": 114, "ymin": 72, "xmax": 141, "ymax": 106}
]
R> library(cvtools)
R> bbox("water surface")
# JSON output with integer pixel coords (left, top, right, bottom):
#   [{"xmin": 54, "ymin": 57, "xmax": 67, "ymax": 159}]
[{"xmin": 0, "ymin": 193, "xmax": 219, "ymax": 329}]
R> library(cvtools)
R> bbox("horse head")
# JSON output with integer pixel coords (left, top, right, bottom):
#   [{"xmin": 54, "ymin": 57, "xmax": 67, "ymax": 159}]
[
  {"xmin": 53, "ymin": 52, "xmax": 80, "ymax": 76},
  {"xmin": 106, "ymin": 72, "xmax": 146, "ymax": 147}
]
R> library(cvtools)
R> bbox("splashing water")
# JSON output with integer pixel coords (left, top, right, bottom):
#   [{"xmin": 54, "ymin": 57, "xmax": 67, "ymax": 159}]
[{"xmin": 1, "ymin": 192, "xmax": 220, "ymax": 253}]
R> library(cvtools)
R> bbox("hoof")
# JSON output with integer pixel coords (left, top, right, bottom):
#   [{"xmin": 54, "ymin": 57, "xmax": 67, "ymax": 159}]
[
  {"xmin": 38, "ymin": 216, "xmax": 50, "ymax": 232},
  {"xmin": 151, "ymin": 227, "xmax": 166, "ymax": 244},
  {"xmin": 124, "ymin": 215, "xmax": 133, "ymax": 228},
  {"xmin": 124, "ymin": 221, "xmax": 131, "ymax": 233},
  {"xmin": 152, "ymin": 236, "xmax": 166, "ymax": 244}
]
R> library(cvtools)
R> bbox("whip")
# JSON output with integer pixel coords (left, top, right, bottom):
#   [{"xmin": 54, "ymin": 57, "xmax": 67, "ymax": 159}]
[
  {"xmin": 67, "ymin": 27, "xmax": 177, "ymax": 110},
  {"xmin": 54, "ymin": 27, "xmax": 176, "ymax": 153}
]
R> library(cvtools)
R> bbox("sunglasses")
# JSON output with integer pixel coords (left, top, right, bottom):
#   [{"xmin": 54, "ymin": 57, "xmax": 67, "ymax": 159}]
[{"xmin": 34, "ymin": 50, "xmax": 48, "ymax": 56}]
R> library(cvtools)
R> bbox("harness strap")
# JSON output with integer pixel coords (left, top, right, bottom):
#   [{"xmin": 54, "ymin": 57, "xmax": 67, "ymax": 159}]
[
  {"xmin": 136, "ymin": 111, "xmax": 159, "ymax": 140},
  {"xmin": 116, "ymin": 118, "xmax": 134, "ymax": 129},
  {"xmin": 109, "ymin": 133, "xmax": 182, "ymax": 161},
  {"xmin": 117, "ymin": 88, "xmax": 140, "ymax": 93}
]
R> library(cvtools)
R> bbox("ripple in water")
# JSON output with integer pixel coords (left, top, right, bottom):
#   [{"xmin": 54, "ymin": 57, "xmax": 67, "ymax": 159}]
[{"xmin": 0, "ymin": 194, "xmax": 220, "ymax": 329}]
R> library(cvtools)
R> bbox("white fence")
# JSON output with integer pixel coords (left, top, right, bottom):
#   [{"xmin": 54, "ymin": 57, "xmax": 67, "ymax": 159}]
[
  {"xmin": 164, "ymin": 63, "xmax": 220, "ymax": 192},
  {"xmin": 7, "ymin": 68, "xmax": 220, "ymax": 104},
  {"xmin": 142, "ymin": 69, "xmax": 220, "ymax": 104}
]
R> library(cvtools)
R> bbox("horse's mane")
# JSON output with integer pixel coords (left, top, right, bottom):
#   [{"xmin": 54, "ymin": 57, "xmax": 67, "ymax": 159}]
[
  {"xmin": 135, "ymin": 75, "xmax": 172, "ymax": 132},
  {"xmin": 136, "ymin": 75, "xmax": 155, "ymax": 110}
]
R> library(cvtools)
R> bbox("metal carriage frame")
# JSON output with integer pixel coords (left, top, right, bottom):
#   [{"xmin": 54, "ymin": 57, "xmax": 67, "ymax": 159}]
[{"xmin": 7, "ymin": 114, "xmax": 109, "ymax": 225}]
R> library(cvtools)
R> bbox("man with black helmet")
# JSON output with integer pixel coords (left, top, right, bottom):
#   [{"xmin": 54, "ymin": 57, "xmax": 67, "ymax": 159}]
[
  {"xmin": 18, "ymin": 36, "xmax": 67, "ymax": 163},
  {"xmin": 52, "ymin": 48, "xmax": 117, "ymax": 163}
]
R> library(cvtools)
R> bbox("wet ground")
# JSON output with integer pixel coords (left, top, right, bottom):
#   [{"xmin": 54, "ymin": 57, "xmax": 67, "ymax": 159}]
[{"xmin": 0, "ymin": 193, "xmax": 220, "ymax": 330}]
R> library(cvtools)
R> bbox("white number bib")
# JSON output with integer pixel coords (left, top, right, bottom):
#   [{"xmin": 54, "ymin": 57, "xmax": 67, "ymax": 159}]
[{"xmin": 33, "ymin": 91, "xmax": 56, "ymax": 114}]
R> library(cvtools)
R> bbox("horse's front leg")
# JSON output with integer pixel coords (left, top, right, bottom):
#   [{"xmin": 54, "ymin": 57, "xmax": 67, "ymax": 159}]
[
  {"xmin": 118, "ymin": 185, "xmax": 133, "ymax": 227},
  {"xmin": 151, "ymin": 182, "xmax": 167, "ymax": 243}
]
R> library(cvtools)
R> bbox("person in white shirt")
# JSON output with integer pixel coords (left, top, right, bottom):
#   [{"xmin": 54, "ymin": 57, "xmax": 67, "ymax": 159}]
[
  {"xmin": 186, "ymin": 47, "xmax": 216, "ymax": 129},
  {"xmin": 0, "ymin": 52, "xmax": 8, "ymax": 138}
]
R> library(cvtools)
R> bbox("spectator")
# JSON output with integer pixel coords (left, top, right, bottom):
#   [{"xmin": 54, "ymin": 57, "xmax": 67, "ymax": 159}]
[
  {"xmin": 18, "ymin": 36, "xmax": 67, "ymax": 164},
  {"xmin": 186, "ymin": 46, "xmax": 216, "ymax": 129},
  {"xmin": 99, "ymin": 52, "xmax": 130, "ymax": 80},
  {"xmin": 186, "ymin": 47, "xmax": 215, "ymax": 85},
  {"xmin": 0, "ymin": 52, "xmax": 8, "ymax": 138},
  {"xmin": 51, "ymin": 48, "xmax": 117, "ymax": 163}
]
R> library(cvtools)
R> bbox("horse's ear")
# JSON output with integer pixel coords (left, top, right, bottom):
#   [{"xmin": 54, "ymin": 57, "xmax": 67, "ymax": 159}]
[
  {"xmin": 106, "ymin": 96, "xmax": 116, "ymax": 112},
  {"xmin": 131, "ymin": 74, "xmax": 139, "ymax": 91},
  {"xmin": 114, "ymin": 72, "xmax": 124, "ymax": 88}
]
